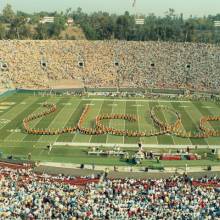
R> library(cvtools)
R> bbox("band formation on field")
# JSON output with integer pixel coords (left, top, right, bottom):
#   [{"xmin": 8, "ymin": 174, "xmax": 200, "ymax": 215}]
[{"xmin": 23, "ymin": 102, "xmax": 220, "ymax": 139}]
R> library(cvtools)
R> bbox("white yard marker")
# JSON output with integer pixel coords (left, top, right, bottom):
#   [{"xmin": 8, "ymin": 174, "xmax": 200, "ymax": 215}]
[
  {"xmin": 179, "ymin": 106, "xmax": 191, "ymax": 108},
  {"xmin": 0, "ymin": 102, "xmax": 15, "ymax": 105},
  {"xmin": 0, "ymin": 119, "xmax": 10, "ymax": 124},
  {"xmin": 202, "ymin": 106, "xmax": 216, "ymax": 109},
  {"xmin": 132, "ymin": 104, "xmax": 144, "ymax": 107},
  {"xmin": 0, "ymin": 106, "xmax": 10, "ymax": 110}
]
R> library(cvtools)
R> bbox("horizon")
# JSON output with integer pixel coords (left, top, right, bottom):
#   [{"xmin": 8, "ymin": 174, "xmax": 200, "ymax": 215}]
[{"xmin": 0, "ymin": 0, "xmax": 220, "ymax": 18}]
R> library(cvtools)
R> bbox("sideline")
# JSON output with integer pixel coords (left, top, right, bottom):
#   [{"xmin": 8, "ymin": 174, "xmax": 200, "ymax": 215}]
[
  {"xmin": 1, "ymin": 139, "xmax": 219, "ymax": 149},
  {"xmin": 82, "ymin": 98, "xmax": 191, "ymax": 103},
  {"xmin": 53, "ymin": 142, "xmax": 220, "ymax": 149}
]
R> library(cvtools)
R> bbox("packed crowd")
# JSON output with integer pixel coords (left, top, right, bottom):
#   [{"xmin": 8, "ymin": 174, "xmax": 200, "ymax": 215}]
[
  {"xmin": 0, "ymin": 166, "xmax": 220, "ymax": 219},
  {"xmin": 0, "ymin": 40, "xmax": 220, "ymax": 91}
]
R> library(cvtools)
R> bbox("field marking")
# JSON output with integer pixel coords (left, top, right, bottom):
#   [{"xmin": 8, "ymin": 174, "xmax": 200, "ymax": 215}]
[
  {"xmin": 133, "ymin": 104, "xmax": 144, "ymax": 107},
  {"xmin": 53, "ymin": 142, "xmax": 219, "ymax": 149},
  {"xmin": 146, "ymin": 101, "xmax": 159, "ymax": 145},
  {"xmin": 170, "ymin": 102, "xmax": 194, "ymax": 146},
  {"xmin": 56, "ymin": 99, "xmax": 81, "ymax": 141},
  {"xmin": 4, "ymin": 97, "xmax": 58, "ymax": 142},
  {"xmin": 202, "ymin": 106, "xmax": 216, "ymax": 109},
  {"xmin": 38, "ymin": 98, "xmax": 76, "ymax": 143},
  {"xmin": 195, "ymin": 102, "xmax": 220, "ymax": 146},
  {"xmin": 136, "ymin": 101, "xmax": 141, "ymax": 143},
  {"xmin": 139, "ymin": 103, "xmax": 158, "ymax": 144},
  {"xmin": 107, "ymin": 100, "xmax": 125, "ymax": 145},
  {"xmin": 184, "ymin": 102, "xmax": 209, "ymax": 145},
  {"xmin": 88, "ymin": 100, "xmax": 104, "ymax": 143},
  {"xmin": 82, "ymin": 98, "xmax": 190, "ymax": 103},
  {"xmin": 1, "ymin": 139, "xmax": 220, "ymax": 148},
  {"xmin": 54, "ymin": 100, "xmax": 81, "ymax": 143},
  {"xmin": 0, "ymin": 97, "xmax": 38, "ymax": 130},
  {"xmin": 7, "ymin": 129, "xmax": 21, "ymax": 133},
  {"xmin": 173, "ymin": 102, "xmax": 193, "ymax": 146},
  {"xmin": 158, "ymin": 102, "xmax": 176, "ymax": 145},
  {"xmin": 0, "ymin": 119, "xmax": 11, "ymax": 124},
  {"xmin": 71, "ymin": 100, "xmax": 97, "ymax": 142},
  {"xmin": 123, "ymin": 101, "xmax": 126, "ymax": 144},
  {"xmin": 0, "ymin": 102, "xmax": 15, "ymax": 105},
  {"xmin": 179, "ymin": 106, "xmax": 191, "ymax": 108},
  {"xmin": 106, "ymin": 99, "xmax": 115, "ymax": 144},
  {"xmin": 62, "ymin": 103, "xmax": 72, "ymax": 106},
  {"xmin": 0, "ymin": 106, "xmax": 10, "ymax": 110}
]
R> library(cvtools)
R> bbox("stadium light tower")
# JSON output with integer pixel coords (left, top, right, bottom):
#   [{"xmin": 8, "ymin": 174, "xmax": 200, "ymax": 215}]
[{"xmin": 132, "ymin": 0, "xmax": 144, "ymax": 25}]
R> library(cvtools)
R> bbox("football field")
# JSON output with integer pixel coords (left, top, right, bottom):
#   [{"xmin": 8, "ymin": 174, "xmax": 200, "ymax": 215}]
[{"xmin": 0, "ymin": 92, "xmax": 220, "ymax": 165}]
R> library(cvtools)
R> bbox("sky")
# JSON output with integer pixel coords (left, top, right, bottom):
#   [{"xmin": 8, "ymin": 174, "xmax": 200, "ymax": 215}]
[{"xmin": 0, "ymin": 0, "xmax": 220, "ymax": 17}]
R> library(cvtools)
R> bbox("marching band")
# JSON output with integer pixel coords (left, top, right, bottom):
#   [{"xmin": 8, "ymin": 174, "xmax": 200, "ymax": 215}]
[{"xmin": 23, "ymin": 103, "xmax": 220, "ymax": 138}]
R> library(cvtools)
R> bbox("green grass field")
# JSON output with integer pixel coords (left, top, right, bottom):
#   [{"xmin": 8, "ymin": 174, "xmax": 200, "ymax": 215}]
[{"xmin": 0, "ymin": 92, "xmax": 219, "ymax": 166}]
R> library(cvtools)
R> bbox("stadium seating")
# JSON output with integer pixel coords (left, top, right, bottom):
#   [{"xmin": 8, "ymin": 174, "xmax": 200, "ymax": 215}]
[
  {"xmin": 0, "ymin": 165, "xmax": 220, "ymax": 219},
  {"xmin": 0, "ymin": 40, "xmax": 220, "ymax": 91}
]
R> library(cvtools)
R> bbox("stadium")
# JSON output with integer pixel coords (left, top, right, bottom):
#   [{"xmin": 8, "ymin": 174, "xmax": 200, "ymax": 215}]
[{"xmin": 0, "ymin": 1, "xmax": 220, "ymax": 219}]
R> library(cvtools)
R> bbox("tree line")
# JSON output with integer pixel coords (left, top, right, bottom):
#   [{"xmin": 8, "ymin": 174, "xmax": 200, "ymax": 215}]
[{"xmin": 1, "ymin": 4, "xmax": 220, "ymax": 43}]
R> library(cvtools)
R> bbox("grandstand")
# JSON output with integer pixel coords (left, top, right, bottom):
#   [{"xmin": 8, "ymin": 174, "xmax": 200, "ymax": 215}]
[
  {"xmin": 0, "ymin": 5, "xmax": 220, "ymax": 220},
  {"xmin": 0, "ymin": 40, "xmax": 220, "ymax": 91}
]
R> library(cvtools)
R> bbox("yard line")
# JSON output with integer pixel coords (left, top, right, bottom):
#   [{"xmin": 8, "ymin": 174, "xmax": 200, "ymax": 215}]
[
  {"xmin": 192, "ymin": 102, "xmax": 220, "ymax": 146},
  {"xmin": 158, "ymin": 103, "xmax": 175, "ymax": 145},
  {"xmin": 107, "ymin": 101, "xmax": 125, "ymax": 144},
  {"xmin": 72, "ymin": 101, "xmax": 103, "ymax": 143},
  {"xmin": 5, "ymin": 97, "xmax": 57, "ymax": 142},
  {"xmin": 181, "ymin": 102, "xmax": 208, "ymax": 146},
  {"xmin": 38, "ymin": 98, "xmax": 75, "ymax": 143},
  {"xmin": 0, "ymin": 97, "xmax": 38, "ymax": 130},
  {"xmin": 170, "ymin": 102, "xmax": 193, "ymax": 146},
  {"xmin": 53, "ymin": 100, "xmax": 81, "ymax": 143},
  {"xmin": 53, "ymin": 142, "xmax": 220, "ymax": 149},
  {"xmin": 123, "ymin": 101, "xmax": 127, "ymax": 144},
  {"xmin": 88, "ymin": 101, "xmax": 104, "ymax": 143},
  {"xmin": 1, "ymin": 139, "xmax": 219, "ymax": 148},
  {"xmin": 106, "ymin": 99, "xmax": 115, "ymax": 144},
  {"xmin": 71, "ymin": 101, "xmax": 92, "ymax": 143},
  {"xmin": 82, "ymin": 98, "xmax": 190, "ymax": 103},
  {"xmin": 145, "ymin": 101, "xmax": 158, "ymax": 145},
  {"xmin": 136, "ymin": 101, "xmax": 141, "ymax": 143}
]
